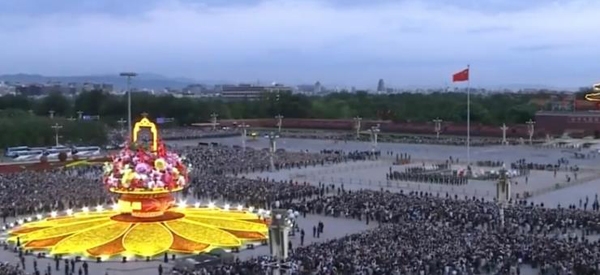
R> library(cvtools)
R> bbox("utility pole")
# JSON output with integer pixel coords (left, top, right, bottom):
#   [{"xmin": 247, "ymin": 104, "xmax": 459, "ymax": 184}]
[
  {"xmin": 500, "ymin": 123, "xmax": 509, "ymax": 145},
  {"xmin": 433, "ymin": 118, "xmax": 443, "ymax": 139},
  {"xmin": 496, "ymin": 165, "xmax": 511, "ymax": 227},
  {"xmin": 210, "ymin": 113, "xmax": 218, "ymax": 131},
  {"xmin": 239, "ymin": 123, "xmax": 250, "ymax": 151},
  {"xmin": 77, "ymin": 110, "xmax": 84, "ymax": 120},
  {"xmin": 275, "ymin": 114, "xmax": 284, "ymax": 133},
  {"xmin": 353, "ymin": 116, "xmax": 362, "ymax": 139},
  {"xmin": 370, "ymin": 124, "xmax": 380, "ymax": 152},
  {"xmin": 51, "ymin": 123, "xmax": 63, "ymax": 147},
  {"xmin": 48, "ymin": 110, "xmax": 55, "ymax": 119},
  {"xmin": 120, "ymin": 72, "xmax": 137, "ymax": 139},
  {"xmin": 266, "ymin": 132, "xmax": 279, "ymax": 172},
  {"xmin": 526, "ymin": 119, "xmax": 535, "ymax": 145}
]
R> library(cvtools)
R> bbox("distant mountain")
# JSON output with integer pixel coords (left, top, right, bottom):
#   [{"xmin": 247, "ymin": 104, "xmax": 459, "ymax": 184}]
[{"xmin": 0, "ymin": 73, "xmax": 210, "ymax": 90}]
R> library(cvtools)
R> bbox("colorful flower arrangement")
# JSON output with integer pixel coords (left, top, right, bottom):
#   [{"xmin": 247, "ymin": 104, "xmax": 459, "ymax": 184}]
[{"xmin": 103, "ymin": 142, "xmax": 189, "ymax": 192}]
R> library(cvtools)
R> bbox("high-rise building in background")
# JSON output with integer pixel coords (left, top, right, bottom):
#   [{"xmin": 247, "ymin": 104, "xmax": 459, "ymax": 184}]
[
  {"xmin": 314, "ymin": 81, "xmax": 322, "ymax": 94},
  {"xmin": 377, "ymin": 79, "xmax": 385, "ymax": 92}
]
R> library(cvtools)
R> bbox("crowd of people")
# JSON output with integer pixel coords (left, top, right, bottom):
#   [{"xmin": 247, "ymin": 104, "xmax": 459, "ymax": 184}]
[
  {"xmin": 0, "ymin": 263, "xmax": 27, "ymax": 275},
  {"xmin": 0, "ymin": 145, "xmax": 354, "ymax": 221},
  {"xmin": 386, "ymin": 171, "xmax": 468, "ymax": 185},
  {"xmin": 206, "ymin": 189, "xmax": 600, "ymax": 275},
  {"xmin": 4, "ymin": 141, "xmax": 600, "ymax": 275}
]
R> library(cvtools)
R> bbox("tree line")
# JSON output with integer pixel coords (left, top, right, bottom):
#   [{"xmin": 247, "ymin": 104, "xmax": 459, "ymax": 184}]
[
  {"xmin": 0, "ymin": 90, "xmax": 547, "ymax": 127},
  {"xmin": 0, "ymin": 110, "xmax": 107, "ymax": 148}
]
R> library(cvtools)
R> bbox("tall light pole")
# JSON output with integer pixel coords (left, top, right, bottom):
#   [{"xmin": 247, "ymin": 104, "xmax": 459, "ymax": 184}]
[
  {"xmin": 51, "ymin": 123, "xmax": 63, "ymax": 146},
  {"xmin": 265, "ymin": 205, "xmax": 297, "ymax": 275},
  {"xmin": 526, "ymin": 119, "xmax": 535, "ymax": 145},
  {"xmin": 500, "ymin": 123, "xmax": 509, "ymax": 145},
  {"xmin": 117, "ymin": 118, "xmax": 127, "ymax": 138},
  {"xmin": 370, "ymin": 124, "xmax": 380, "ymax": 152},
  {"xmin": 210, "ymin": 113, "xmax": 218, "ymax": 131},
  {"xmin": 496, "ymin": 165, "xmax": 511, "ymax": 227},
  {"xmin": 433, "ymin": 118, "xmax": 442, "ymax": 139},
  {"xmin": 353, "ymin": 116, "xmax": 362, "ymax": 139},
  {"xmin": 266, "ymin": 132, "xmax": 279, "ymax": 172},
  {"xmin": 120, "ymin": 72, "xmax": 137, "ymax": 139},
  {"xmin": 275, "ymin": 114, "xmax": 284, "ymax": 133},
  {"xmin": 239, "ymin": 123, "xmax": 250, "ymax": 151},
  {"xmin": 48, "ymin": 110, "xmax": 55, "ymax": 119}
]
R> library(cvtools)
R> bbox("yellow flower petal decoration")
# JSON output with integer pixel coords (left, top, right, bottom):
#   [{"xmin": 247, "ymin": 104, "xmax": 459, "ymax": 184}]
[
  {"xmin": 15, "ymin": 220, "xmax": 111, "ymax": 242},
  {"xmin": 185, "ymin": 216, "xmax": 267, "ymax": 232},
  {"xmin": 51, "ymin": 222, "xmax": 131, "ymax": 254},
  {"xmin": 122, "ymin": 223, "xmax": 172, "ymax": 257},
  {"xmin": 165, "ymin": 219, "xmax": 241, "ymax": 247}
]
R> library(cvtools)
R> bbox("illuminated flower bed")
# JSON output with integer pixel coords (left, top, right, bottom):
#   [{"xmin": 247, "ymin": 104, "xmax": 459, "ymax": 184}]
[{"xmin": 6, "ymin": 204, "xmax": 269, "ymax": 258}]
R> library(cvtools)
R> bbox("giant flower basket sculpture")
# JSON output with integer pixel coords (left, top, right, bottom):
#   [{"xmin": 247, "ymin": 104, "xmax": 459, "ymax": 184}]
[{"xmin": 5, "ymin": 115, "xmax": 268, "ymax": 259}]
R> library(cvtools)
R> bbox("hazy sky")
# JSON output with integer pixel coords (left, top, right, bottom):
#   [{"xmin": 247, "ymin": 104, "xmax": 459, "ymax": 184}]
[{"xmin": 0, "ymin": 0, "xmax": 599, "ymax": 88}]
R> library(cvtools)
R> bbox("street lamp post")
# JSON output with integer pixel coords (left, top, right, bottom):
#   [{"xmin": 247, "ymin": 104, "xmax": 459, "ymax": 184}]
[
  {"xmin": 526, "ymin": 119, "xmax": 535, "ymax": 145},
  {"xmin": 275, "ymin": 114, "xmax": 284, "ymax": 133},
  {"xmin": 120, "ymin": 72, "xmax": 137, "ymax": 139},
  {"xmin": 500, "ymin": 123, "xmax": 509, "ymax": 145},
  {"xmin": 51, "ymin": 123, "xmax": 63, "ymax": 146},
  {"xmin": 265, "ymin": 204, "xmax": 298, "ymax": 275},
  {"xmin": 433, "ymin": 118, "xmax": 443, "ymax": 139},
  {"xmin": 266, "ymin": 132, "xmax": 279, "ymax": 172},
  {"xmin": 353, "ymin": 116, "xmax": 362, "ymax": 139},
  {"xmin": 370, "ymin": 124, "xmax": 380, "ymax": 152},
  {"xmin": 210, "ymin": 113, "xmax": 219, "ymax": 131},
  {"xmin": 239, "ymin": 123, "xmax": 250, "ymax": 151},
  {"xmin": 49, "ymin": 110, "xmax": 55, "ymax": 119},
  {"xmin": 496, "ymin": 165, "xmax": 511, "ymax": 227}
]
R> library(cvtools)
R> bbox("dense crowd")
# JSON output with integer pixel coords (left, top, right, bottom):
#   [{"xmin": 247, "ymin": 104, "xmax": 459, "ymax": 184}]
[
  {"xmin": 5, "ymin": 142, "xmax": 600, "ymax": 275},
  {"xmin": 0, "ymin": 145, "xmax": 352, "ymax": 220},
  {"xmin": 0, "ymin": 263, "xmax": 27, "ymax": 275},
  {"xmin": 205, "ymin": 189, "xmax": 600, "ymax": 275}
]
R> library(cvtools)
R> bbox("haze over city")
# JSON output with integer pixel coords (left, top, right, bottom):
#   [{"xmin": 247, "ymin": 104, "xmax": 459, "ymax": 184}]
[{"xmin": 0, "ymin": 0, "xmax": 599, "ymax": 88}]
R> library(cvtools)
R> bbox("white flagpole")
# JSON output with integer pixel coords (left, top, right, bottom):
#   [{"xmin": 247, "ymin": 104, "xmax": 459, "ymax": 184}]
[{"xmin": 466, "ymin": 64, "xmax": 471, "ymax": 166}]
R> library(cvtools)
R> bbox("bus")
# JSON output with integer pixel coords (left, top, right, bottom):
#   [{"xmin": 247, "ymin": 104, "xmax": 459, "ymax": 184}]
[
  {"xmin": 43, "ymin": 147, "xmax": 72, "ymax": 159},
  {"xmin": 71, "ymin": 146, "xmax": 102, "ymax": 157},
  {"xmin": 10, "ymin": 150, "xmax": 44, "ymax": 161},
  {"xmin": 4, "ymin": 146, "xmax": 29, "ymax": 157}
]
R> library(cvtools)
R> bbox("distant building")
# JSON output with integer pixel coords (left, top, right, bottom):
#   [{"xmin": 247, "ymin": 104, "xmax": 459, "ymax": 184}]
[
  {"xmin": 220, "ymin": 84, "xmax": 292, "ymax": 100},
  {"xmin": 377, "ymin": 79, "xmax": 385, "ymax": 92},
  {"xmin": 314, "ymin": 81, "xmax": 322, "ymax": 94}
]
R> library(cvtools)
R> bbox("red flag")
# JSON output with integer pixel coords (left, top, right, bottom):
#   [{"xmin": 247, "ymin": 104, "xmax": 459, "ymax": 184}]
[{"xmin": 452, "ymin": 68, "xmax": 469, "ymax": 82}]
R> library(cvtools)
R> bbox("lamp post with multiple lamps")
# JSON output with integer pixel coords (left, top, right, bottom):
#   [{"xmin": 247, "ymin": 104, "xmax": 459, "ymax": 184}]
[
  {"xmin": 275, "ymin": 114, "xmax": 284, "ymax": 133},
  {"xmin": 370, "ymin": 124, "xmax": 380, "ymax": 152},
  {"xmin": 496, "ymin": 165, "xmax": 511, "ymax": 227},
  {"xmin": 501, "ymin": 123, "xmax": 509, "ymax": 145},
  {"xmin": 526, "ymin": 119, "xmax": 535, "ymax": 145},
  {"xmin": 239, "ymin": 123, "xmax": 250, "ymax": 151},
  {"xmin": 51, "ymin": 123, "xmax": 63, "ymax": 146},
  {"xmin": 433, "ymin": 118, "xmax": 442, "ymax": 139},
  {"xmin": 265, "ymin": 201, "xmax": 300, "ymax": 275},
  {"xmin": 353, "ymin": 116, "xmax": 362, "ymax": 139},
  {"xmin": 265, "ymin": 132, "xmax": 279, "ymax": 172},
  {"xmin": 210, "ymin": 113, "xmax": 219, "ymax": 131},
  {"xmin": 119, "ymin": 72, "xmax": 137, "ymax": 138}
]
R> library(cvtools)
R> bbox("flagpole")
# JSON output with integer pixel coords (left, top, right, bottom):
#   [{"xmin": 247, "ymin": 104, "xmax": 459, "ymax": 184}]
[{"xmin": 466, "ymin": 64, "xmax": 471, "ymax": 166}]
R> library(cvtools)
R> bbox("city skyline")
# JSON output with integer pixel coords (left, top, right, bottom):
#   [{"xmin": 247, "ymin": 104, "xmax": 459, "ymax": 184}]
[{"xmin": 0, "ymin": 0, "xmax": 599, "ymax": 88}]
